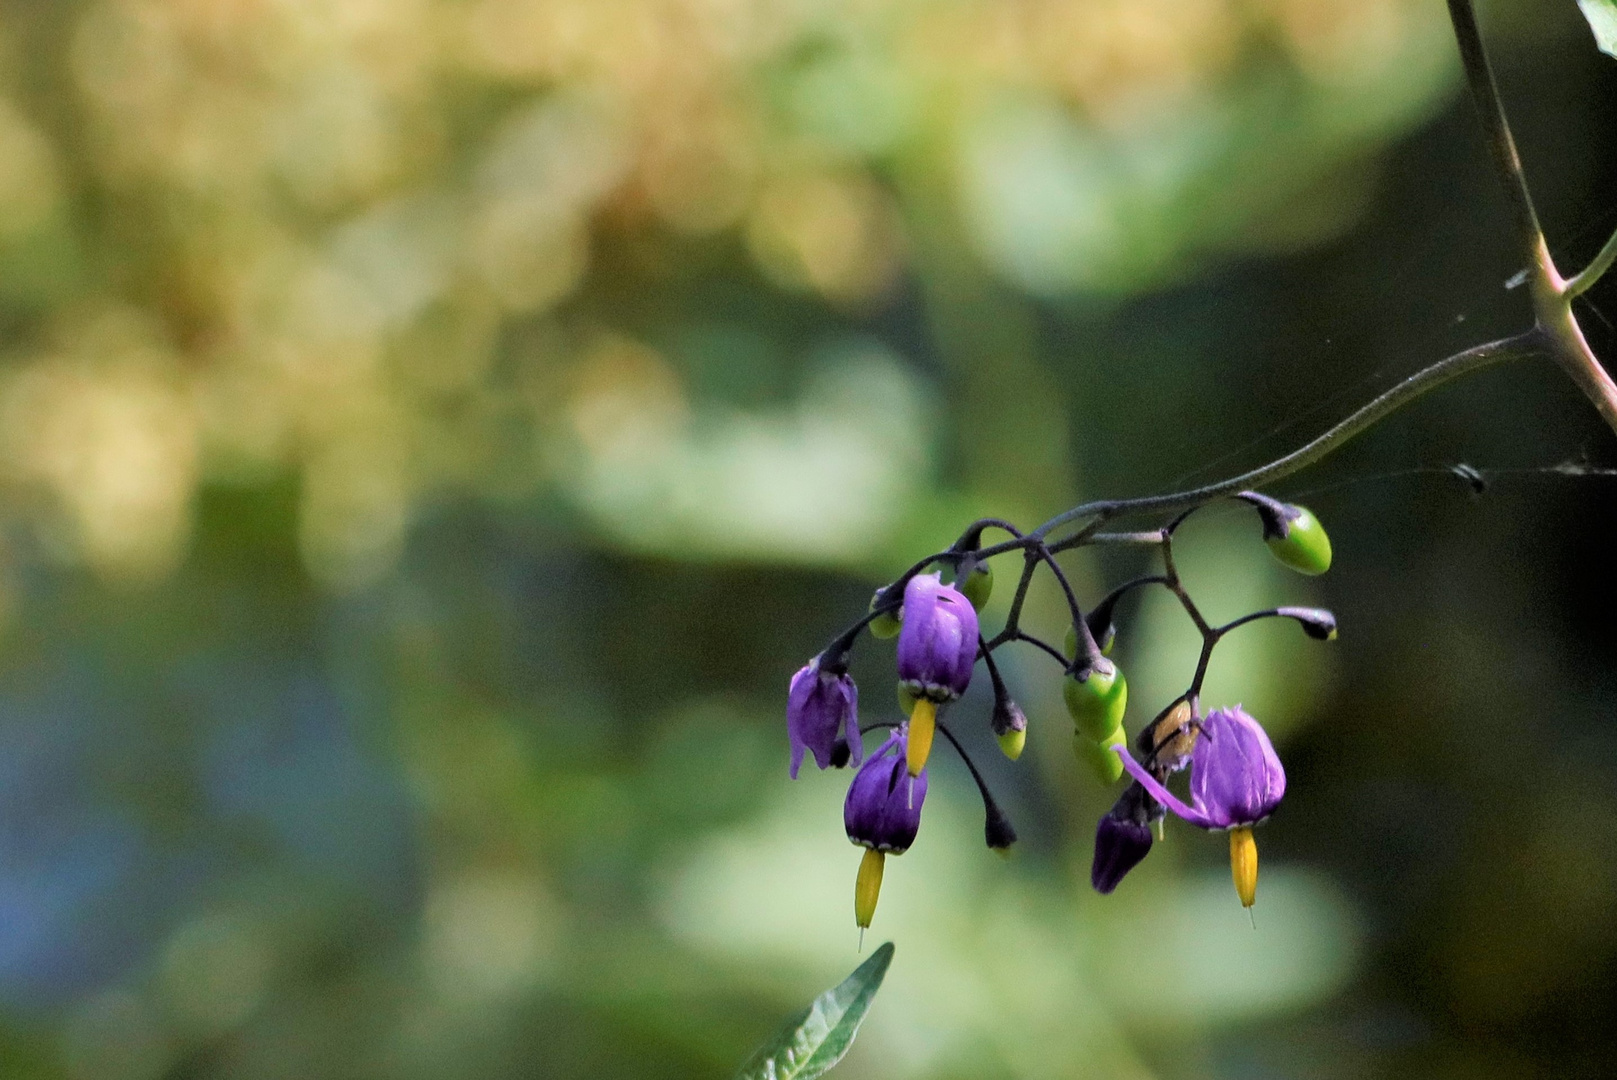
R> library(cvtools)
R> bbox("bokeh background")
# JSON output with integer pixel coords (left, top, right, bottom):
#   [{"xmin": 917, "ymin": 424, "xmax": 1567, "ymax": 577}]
[{"xmin": 2, "ymin": 0, "xmax": 1616, "ymax": 1077}]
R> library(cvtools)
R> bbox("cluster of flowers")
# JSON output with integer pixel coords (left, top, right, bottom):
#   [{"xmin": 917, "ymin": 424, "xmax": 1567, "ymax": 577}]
[{"xmin": 786, "ymin": 493, "xmax": 1335, "ymax": 930}]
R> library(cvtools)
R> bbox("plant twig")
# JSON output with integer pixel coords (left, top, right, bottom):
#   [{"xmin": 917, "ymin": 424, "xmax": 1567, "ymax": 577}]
[{"xmin": 1567, "ymin": 226, "xmax": 1617, "ymax": 300}]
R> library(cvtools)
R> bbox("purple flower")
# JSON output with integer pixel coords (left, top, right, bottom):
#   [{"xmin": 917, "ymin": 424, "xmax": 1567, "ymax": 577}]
[
  {"xmin": 896, "ymin": 573, "xmax": 979, "ymax": 702},
  {"xmin": 844, "ymin": 729, "xmax": 927, "ymax": 854},
  {"xmin": 786, "ymin": 657, "xmax": 861, "ymax": 779},
  {"xmin": 1110, "ymin": 705, "xmax": 1285, "ymax": 908},
  {"xmin": 1112, "ymin": 706, "xmax": 1285, "ymax": 829}
]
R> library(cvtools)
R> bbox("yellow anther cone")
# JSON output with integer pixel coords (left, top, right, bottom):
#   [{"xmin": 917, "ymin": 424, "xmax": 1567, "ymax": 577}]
[
  {"xmin": 855, "ymin": 848, "xmax": 885, "ymax": 929},
  {"xmin": 1230, "ymin": 826, "xmax": 1258, "ymax": 908},
  {"xmin": 906, "ymin": 698, "xmax": 935, "ymax": 777}
]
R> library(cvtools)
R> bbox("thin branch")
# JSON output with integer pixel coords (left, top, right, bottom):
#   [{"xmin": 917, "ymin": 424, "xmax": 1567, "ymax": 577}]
[
  {"xmin": 1009, "ymin": 631, "xmax": 1069, "ymax": 667},
  {"xmin": 1038, "ymin": 331, "xmax": 1543, "ymax": 539},
  {"xmin": 1085, "ymin": 531, "xmax": 1167, "ymax": 546},
  {"xmin": 1567, "ymin": 226, "xmax": 1617, "ymax": 300}
]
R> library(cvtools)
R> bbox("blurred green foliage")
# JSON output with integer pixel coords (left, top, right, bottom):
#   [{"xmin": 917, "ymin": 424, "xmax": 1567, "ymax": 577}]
[{"xmin": 1, "ymin": 0, "xmax": 1616, "ymax": 1078}]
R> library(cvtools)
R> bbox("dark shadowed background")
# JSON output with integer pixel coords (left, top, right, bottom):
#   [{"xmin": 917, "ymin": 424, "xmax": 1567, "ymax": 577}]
[{"xmin": 2, "ymin": 0, "xmax": 1616, "ymax": 1077}]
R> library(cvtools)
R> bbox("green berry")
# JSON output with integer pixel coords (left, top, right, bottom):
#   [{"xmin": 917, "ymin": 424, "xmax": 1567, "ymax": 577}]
[
  {"xmin": 1074, "ymin": 725, "xmax": 1126, "ymax": 785},
  {"xmin": 957, "ymin": 561, "xmax": 993, "ymax": 611},
  {"xmin": 997, "ymin": 726, "xmax": 1026, "ymax": 761},
  {"xmin": 868, "ymin": 589, "xmax": 901, "ymax": 638},
  {"xmin": 1265, "ymin": 505, "xmax": 1332, "ymax": 576},
  {"xmin": 1063, "ymin": 662, "xmax": 1128, "ymax": 742}
]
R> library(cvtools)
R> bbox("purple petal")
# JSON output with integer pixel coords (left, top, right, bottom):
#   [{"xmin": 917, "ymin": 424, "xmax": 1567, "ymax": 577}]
[
  {"xmin": 896, "ymin": 574, "xmax": 943, "ymax": 686},
  {"xmin": 786, "ymin": 661, "xmax": 818, "ymax": 779},
  {"xmin": 839, "ymin": 676, "xmax": 863, "ymax": 769},
  {"xmin": 1111, "ymin": 744, "xmax": 1216, "ymax": 828}
]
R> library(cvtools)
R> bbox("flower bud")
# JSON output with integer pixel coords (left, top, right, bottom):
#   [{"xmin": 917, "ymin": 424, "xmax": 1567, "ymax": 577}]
[
  {"xmin": 1276, "ymin": 606, "xmax": 1337, "ymax": 641},
  {"xmin": 1064, "ymin": 660, "xmax": 1128, "ymax": 742},
  {"xmin": 984, "ymin": 801, "xmax": 1017, "ymax": 851},
  {"xmin": 868, "ymin": 587, "xmax": 902, "ymax": 639},
  {"xmin": 1091, "ymin": 783, "xmax": 1157, "ymax": 893},
  {"xmin": 1074, "ymin": 725, "xmax": 1126, "ymax": 785},
  {"xmin": 956, "ymin": 559, "xmax": 993, "ymax": 612},
  {"xmin": 1092, "ymin": 813, "xmax": 1152, "ymax": 894}
]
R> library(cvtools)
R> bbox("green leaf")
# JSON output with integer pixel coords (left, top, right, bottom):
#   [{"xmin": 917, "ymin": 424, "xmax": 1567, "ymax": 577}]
[
  {"xmin": 734, "ymin": 943, "xmax": 895, "ymax": 1080},
  {"xmin": 1579, "ymin": 0, "xmax": 1617, "ymax": 58}
]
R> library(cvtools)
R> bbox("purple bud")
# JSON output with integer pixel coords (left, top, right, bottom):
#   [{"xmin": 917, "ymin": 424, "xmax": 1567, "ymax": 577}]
[
  {"xmin": 844, "ymin": 729, "xmax": 927, "ymax": 853},
  {"xmin": 1091, "ymin": 816, "xmax": 1153, "ymax": 894},
  {"xmin": 1090, "ymin": 782, "xmax": 1157, "ymax": 893},
  {"xmin": 1112, "ymin": 706, "xmax": 1286, "ymax": 830},
  {"xmin": 896, "ymin": 573, "xmax": 979, "ymax": 702},
  {"xmin": 787, "ymin": 657, "xmax": 861, "ymax": 779}
]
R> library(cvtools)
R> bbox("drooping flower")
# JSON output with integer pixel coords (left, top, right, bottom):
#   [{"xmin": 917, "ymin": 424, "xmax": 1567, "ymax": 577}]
[
  {"xmin": 786, "ymin": 656, "xmax": 861, "ymax": 779},
  {"xmin": 895, "ymin": 573, "xmax": 978, "ymax": 776},
  {"xmin": 844, "ymin": 727, "xmax": 928, "ymax": 928},
  {"xmin": 1111, "ymin": 705, "xmax": 1286, "ymax": 907}
]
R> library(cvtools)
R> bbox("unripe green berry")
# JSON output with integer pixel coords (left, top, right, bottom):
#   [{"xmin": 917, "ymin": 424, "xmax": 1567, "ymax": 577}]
[
  {"xmin": 1074, "ymin": 725, "xmax": 1126, "ymax": 786},
  {"xmin": 997, "ymin": 726, "xmax": 1026, "ymax": 761},
  {"xmin": 957, "ymin": 561, "xmax": 993, "ymax": 611},
  {"xmin": 1265, "ymin": 505, "xmax": 1332, "ymax": 576},
  {"xmin": 1063, "ymin": 663, "xmax": 1128, "ymax": 742},
  {"xmin": 868, "ymin": 589, "xmax": 901, "ymax": 638}
]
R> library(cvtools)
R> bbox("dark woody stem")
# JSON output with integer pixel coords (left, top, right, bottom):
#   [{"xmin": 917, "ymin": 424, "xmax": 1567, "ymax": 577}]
[
  {"xmin": 1159, "ymin": 533, "xmax": 1212, "ymax": 637},
  {"xmin": 1008, "ymin": 631, "xmax": 1068, "ymax": 667},
  {"xmin": 1093, "ymin": 574, "xmax": 1170, "ymax": 614},
  {"xmin": 1217, "ymin": 608, "xmax": 1308, "ymax": 635}
]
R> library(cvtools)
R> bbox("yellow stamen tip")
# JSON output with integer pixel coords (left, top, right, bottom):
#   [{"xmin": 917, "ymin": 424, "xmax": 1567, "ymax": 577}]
[
  {"xmin": 906, "ymin": 698, "xmax": 936, "ymax": 777},
  {"xmin": 854, "ymin": 848, "xmax": 885, "ymax": 929},
  {"xmin": 1230, "ymin": 826, "xmax": 1258, "ymax": 909}
]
